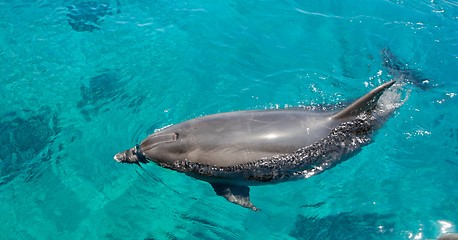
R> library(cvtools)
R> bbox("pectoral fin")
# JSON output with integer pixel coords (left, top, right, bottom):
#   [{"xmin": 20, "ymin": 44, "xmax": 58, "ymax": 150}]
[{"xmin": 210, "ymin": 183, "xmax": 259, "ymax": 211}]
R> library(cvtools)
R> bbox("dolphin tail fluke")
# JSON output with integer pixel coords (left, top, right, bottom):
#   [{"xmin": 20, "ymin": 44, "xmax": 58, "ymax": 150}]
[
  {"xmin": 331, "ymin": 80, "xmax": 395, "ymax": 120},
  {"xmin": 380, "ymin": 48, "xmax": 430, "ymax": 89},
  {"xmin": 210, "ymin": 183, "xmax": 259, "ymax": 211}
]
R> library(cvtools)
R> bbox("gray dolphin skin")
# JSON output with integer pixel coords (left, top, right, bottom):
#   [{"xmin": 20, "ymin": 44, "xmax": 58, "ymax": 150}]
[
  {"xmin": 438, "ymin": 234, "xmax": 458, "ymax": 240},
  {"xmin": 115, "ymin": 80, "xmax": 397, "ymax": 210}
]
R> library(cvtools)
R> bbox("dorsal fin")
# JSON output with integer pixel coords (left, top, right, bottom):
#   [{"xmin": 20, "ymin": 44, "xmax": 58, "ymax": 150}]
[{"xmin": 331, "ymin": 80, "xmax": 395, "ymax": 120}]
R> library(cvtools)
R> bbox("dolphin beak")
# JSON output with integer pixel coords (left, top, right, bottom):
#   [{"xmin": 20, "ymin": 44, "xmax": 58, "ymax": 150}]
[
  {"xmin": 114, "ymin": 146, "xmax": 148, "ymax": 164},
  {"xmin": 114, "ymin": 152, "xmax": 127, "ymax": 162}
]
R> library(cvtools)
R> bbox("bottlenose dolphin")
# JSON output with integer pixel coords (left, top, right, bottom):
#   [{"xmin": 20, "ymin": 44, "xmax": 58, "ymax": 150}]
[{"xmin": 114, "ymin": 80, "xmax": 398, "ymax": 210}]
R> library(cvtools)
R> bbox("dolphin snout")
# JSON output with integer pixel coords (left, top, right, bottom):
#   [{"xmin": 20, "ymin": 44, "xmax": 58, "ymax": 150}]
[
  {"xmin": 113, "ymin": 148, "xmax": 136, "ymax": 163},
  {"xmin": 113, "ymin": 146, "xmax": 148, "ymax": 164},
  {"xmin": 113, "ymin": 151, "xmax": 127, "ymax": 162}
]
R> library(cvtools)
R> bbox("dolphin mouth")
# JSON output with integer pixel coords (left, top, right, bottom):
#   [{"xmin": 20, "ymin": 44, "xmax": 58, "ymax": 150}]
[
  {"xmin": 114, "ymin": 145, "xmax": 148, "ymax": 164},
  {"xmin": 113, "ymin": 152, "xmax": 126, "ymax": 162}
]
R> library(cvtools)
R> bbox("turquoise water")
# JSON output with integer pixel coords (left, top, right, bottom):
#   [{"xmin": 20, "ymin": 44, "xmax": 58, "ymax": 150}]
[{"xmin": 0, "ymin": 0, "xmax": 457, "ymax": 239}]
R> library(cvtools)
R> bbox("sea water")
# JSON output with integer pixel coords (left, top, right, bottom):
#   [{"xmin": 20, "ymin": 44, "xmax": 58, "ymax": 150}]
[{"xmin": 0, "ymin": 0, "xmax": 457, "ymax": 239}]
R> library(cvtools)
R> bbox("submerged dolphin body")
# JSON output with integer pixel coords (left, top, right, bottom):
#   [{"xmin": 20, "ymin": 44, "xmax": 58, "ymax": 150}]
[
  {"xmin": 114, "ymin": 80, "xmax": 398, "ymax": 210},
  {"xmin": 381, "ymin": 48, "xmax": 431, "ymax": 89}
]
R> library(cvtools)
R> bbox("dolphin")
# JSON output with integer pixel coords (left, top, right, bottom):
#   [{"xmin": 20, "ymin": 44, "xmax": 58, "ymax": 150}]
[{"xmin": 114, "ymin": 80, "xmax": 397, "ymax": 210}]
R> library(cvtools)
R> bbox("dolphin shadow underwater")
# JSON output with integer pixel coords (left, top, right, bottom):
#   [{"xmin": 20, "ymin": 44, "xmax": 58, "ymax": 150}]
[
  {"xmin": 0, "ymin": 107, "xmax": 59, "ymax": 184},
  {"xmin": 115, "ymin": 51, "xmax": 421, "ymax": 210}
]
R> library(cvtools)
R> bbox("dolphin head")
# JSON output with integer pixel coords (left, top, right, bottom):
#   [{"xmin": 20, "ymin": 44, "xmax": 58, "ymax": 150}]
[{"xmin": 114, "ymin": 132, "xmax": 180, "ymax": 164}]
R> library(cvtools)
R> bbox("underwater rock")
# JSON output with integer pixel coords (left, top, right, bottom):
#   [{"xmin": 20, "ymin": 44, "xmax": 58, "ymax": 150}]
[
  {"xmin": 77, "ymin": 70, "xmax": 144, "ymax": 121},
  {"xmin": 79, "ymin": 71, "xmax": 121, "ymax": 105},
  {"xmin": 67, "ymin": 1, "xmax": 114, "ymax": 32},
  {"xmin": 0, "ymin": 107, "xmax": 59, "ymax": 184},
  {"xmin": 77, "ymin": 71, "xmax": 121, "ymax": 120}
]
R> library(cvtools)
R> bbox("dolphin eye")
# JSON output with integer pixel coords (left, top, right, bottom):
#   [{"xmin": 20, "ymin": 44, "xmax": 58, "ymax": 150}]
[{"xmin": 141, "ymin": 133, "xmax": 178, "ymax": 151}]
